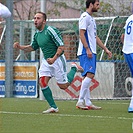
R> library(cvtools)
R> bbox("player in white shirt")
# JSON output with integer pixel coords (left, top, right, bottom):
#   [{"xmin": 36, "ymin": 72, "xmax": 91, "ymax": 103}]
[
  {"xmin": 77, "ymin": 12, "xmax": 97, "ymax": 56},
  {"xmin": 121, "ymin": 12, "xmax": 133, "ymax": 113},
  {"xmin": 0, "ymin": 3, "xmax": 11, "ymax": 19},
  {"xmin": 76, "ymin": 0, "xmax": 112, "ymax": 110}
]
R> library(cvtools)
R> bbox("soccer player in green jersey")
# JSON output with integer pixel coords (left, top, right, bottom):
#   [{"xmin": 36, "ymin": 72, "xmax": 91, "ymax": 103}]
[{"xmin": 13, "ymin": 12, "xmax": 83, "ymax": 113}]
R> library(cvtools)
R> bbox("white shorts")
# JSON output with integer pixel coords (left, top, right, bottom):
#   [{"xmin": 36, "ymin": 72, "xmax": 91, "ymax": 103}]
[{"xmin": 39, "ymin": 54, "xmax": 68, "ymax": 84}]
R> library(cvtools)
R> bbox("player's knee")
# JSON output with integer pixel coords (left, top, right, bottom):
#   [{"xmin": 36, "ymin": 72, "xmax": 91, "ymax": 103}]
[
  {"xmin": 39, "ymin": 76, "xmax": 47, "ymax": 88},
  {"xmin": 57, "ymin": 83, "xmax": 69, "ymax": 90},
  {"xmin": 59, "ymin": 86, "xmax": 66, "ymax": 90},
  {"xmin": 87, "ymin": 73, "xmax": 95, "ymax": 79}
]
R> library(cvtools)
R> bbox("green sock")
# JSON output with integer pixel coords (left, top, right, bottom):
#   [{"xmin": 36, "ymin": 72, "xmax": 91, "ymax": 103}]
[
  {"xmin": 41, "ymin": 86, "xmax": 57, "ymax": 109},
  {"xmin": 67, "ymin": 67, "xmax": 77, "ymax": 83}
]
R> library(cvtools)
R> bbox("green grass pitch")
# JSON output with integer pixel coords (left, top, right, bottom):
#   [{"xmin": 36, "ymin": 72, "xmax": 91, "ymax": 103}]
[{"xmin": 0, "ymin": 98, "xmax": 133, "ymax": 133}]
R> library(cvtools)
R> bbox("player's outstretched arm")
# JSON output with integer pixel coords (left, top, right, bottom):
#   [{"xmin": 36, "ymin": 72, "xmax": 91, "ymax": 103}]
[
  {"xmin": 13, "ymin": 42, "xmax": 34, "ymax": 52},
  {"xmin": 0, "ymin": 3, "xmax": 11, "ymax": 18}
]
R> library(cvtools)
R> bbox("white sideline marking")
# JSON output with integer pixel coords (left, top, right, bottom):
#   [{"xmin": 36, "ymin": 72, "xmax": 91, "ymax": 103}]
[
  {"xmin": 0, "ymin": 111, "xmax": 132, "ymax": 120},
  {"xmin": 93, "ymin": 101, "xmax": 129, "ymax": 105}
]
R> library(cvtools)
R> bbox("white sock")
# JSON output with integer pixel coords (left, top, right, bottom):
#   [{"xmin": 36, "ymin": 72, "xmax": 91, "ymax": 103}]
[
  {"xmin": 129, "ymin": 79, "xmax": 133, "ymax": 108},
  {"xmin": 78, "ymin": 77, "xmax": 91, "ymax": 103},
  {"xmin": 84, "ymin": 88, "xmax": 92, "ymax": 106},
  {"xmin": 129, "ymin": 97, "xmax": 133, "ymax": 108},
  {"xmin": 129, "ymin": 81, "xmax": 133, "ymax": 108}
]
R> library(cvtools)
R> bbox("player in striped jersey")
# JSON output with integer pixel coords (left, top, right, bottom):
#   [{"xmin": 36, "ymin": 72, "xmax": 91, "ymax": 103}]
[{"xmin": 13, "ymin": 12, "xmax": 83, "ymax": 113}]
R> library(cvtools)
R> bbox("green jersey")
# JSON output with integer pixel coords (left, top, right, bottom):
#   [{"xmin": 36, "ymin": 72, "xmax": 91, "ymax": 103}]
[{"xmin": 31, "ymin": 25, "xmax": 64, "ymax": 59}]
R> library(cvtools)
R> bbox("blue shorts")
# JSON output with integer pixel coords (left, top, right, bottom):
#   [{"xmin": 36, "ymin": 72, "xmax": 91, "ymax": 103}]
[
  {"xmin": 79, "ymin": 54, "xmax": 96, "ymax": 77},
  {"xmin": 124, "ymin": 53, "xmax": 133, "ymax": 77}
]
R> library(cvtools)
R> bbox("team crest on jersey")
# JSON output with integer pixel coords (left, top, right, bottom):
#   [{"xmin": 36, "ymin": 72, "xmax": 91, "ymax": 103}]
[{"xmin": 89, "ymin": 66, "xmax": 93, "ymax": 70}]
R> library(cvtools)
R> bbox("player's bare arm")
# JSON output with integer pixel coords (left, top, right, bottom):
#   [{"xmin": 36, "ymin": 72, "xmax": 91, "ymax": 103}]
[
  {"xmin": 13, "ymin": 42, "xmax": 34, "ymax": 52},
  {"xmin": 120, "ymin": 34, "xmax": 124, "ymax": 44},
  {"xmin": 96, "ymin": 36, "xmax": 112, "ymax": 58},
  {"xmin": 47, "ymin": 46, "xmax": 64, "ymax": 65},
  {"xmin": 79, "ymin": 29, "xmax": 92, "ymax": 58}
]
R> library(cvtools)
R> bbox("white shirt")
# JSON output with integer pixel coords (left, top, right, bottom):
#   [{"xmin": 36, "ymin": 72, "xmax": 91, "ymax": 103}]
[
  {"xmin": 122, "ymin": 14, "xmax": 133, "ymax": 54},
  {"xmin": 0, "ymin": 3, "xmax": 11, "ymax": 18},
  {"xmin": 77, "ymin": 12, "xmax": 97, "ymax": 56}
]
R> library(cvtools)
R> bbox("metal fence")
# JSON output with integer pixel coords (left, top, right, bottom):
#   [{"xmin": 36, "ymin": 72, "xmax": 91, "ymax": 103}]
[{"xmin": 0, "ymin": 16, "xmax": 129, "ymax": 61}]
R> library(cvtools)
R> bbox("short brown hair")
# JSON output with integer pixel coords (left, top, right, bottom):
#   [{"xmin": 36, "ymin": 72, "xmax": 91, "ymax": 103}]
[{"xmin": 36, "ymin": 12, "xmax": 47, "ymax": 21}]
